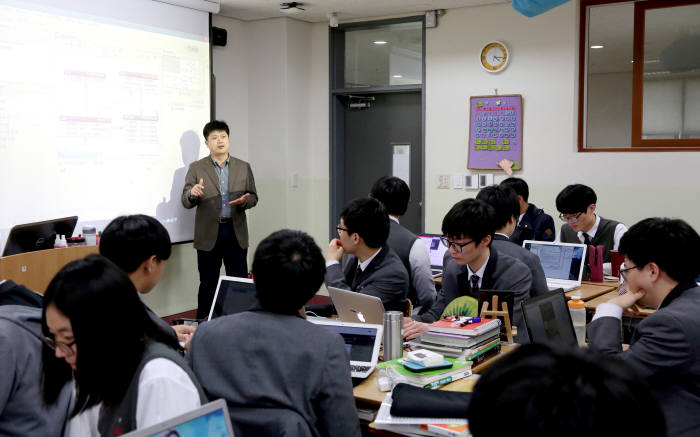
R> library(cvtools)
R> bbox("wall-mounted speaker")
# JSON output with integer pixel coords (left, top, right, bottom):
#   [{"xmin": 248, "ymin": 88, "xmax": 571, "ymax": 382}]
[{"xmin": 212, "ymin": 26, "xmax": 227, "ymax": 47}]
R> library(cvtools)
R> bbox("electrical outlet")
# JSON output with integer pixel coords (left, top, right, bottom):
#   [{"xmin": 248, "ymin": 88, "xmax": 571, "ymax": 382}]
[
  {"xmin": 465, "ymin": 174, "xmax": 478, "ymax": 190},
  {"xmin": 438, "ymin": 174, "xmax": 450, "ymax": 189},
  {"xmin": 453, "ymin": 173, "xmax": 463, "ymax": 189},
  {"xmin": 478, "ymin": 173, "xmax": 494, "ymax": 188}
]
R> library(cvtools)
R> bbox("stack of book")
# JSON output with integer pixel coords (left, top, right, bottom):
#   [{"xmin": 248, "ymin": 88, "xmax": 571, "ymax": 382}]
[
  {"xmin": 407, "ymin": 317, "xmax": 501, "ymax": 364},
  {"xmin": 374, "ymin": 394, "xmax": 471, "ymax": 436},
  {"xmin": 376, "ymin": 357, "xmax": 472, "ymax": 390}
]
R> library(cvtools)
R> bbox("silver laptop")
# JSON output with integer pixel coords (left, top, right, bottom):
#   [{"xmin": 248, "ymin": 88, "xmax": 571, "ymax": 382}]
[
  {"xmin": 307, "ymin": 317, "xmax": 383, "ymax": 379},
  {"xmin": 121, "ymin": 398, "xmax": 234, "ymax": 437},
  {"xmin": 208, "ymin": 276, "xmax": 258, "ymax": 321},
  {"xmin": 417, "ymin": 233, "xmax": 448, "ymax": 277},
  {"xmin": 327, "ymin": 286, "xmax": 385, "ymax": 325},
  {"xmin": 523, "ymin": 240, "xmax": 587, "ymax": 291}
]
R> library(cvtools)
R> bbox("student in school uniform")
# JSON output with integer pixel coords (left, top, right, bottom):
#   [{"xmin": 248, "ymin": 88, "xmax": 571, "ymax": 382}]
[
  {"xmin": 99, "ymin": 214, "xmax": 194, "ymax": 344},
  {"xmin": 476, "ymin": 185, "xmax": 549, "ymax": 298},
  {"xmin": 370, "ymin": 176, "xmax": 436, "ymax": 313},
  {"xmin": 41, "ymin": 255, "xmax": 206, "ymax": 436},
  {"xmin": 588, "ymin": 218, "xmax": 700, "ymax": 437},
  {"xmin": 325, "ymin": 197, "xmax": 409, "ymax": 312},
  {"xmin": 403, "ymin": 199, "xmax": 532, "ymax": 342},
  {"xmin": 187, "ymin": 229, "xmax": 361, "ymax": 437},
  {"xmin": 500, "ymin": 177, "xmax": 556, "ymax": 245},
  {"xmin": 555, "ymin": 184, "xmax": 627, "ymax": 271}
]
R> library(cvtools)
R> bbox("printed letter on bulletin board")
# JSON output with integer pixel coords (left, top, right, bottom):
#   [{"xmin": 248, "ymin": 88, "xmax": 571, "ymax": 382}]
[{"xmin": 467, "ymin": 94, "xmax": 523, "ymax": 171}]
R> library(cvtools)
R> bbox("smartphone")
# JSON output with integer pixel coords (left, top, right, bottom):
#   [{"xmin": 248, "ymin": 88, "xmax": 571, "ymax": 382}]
[{"xmin": 402, "ymin": 360, "xmax": 453, "ymax": 373}]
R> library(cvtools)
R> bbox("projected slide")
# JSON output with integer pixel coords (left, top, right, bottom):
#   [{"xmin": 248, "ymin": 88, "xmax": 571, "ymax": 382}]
[{"xmin": 0, "ymin": 0, "xmax": 210, "ymax": 248}]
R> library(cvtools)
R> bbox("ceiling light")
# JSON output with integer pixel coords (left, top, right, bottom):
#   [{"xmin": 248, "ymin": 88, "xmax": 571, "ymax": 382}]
[
  {"xmin": 590, "ymin": 45, "xmax": 604, "ymax": 49},
  {"xmin": 392, "ymin": 74, "xmax": 403, "ymax": 78},
  {"xmin": 373, "ymin": 40, "xmax": 388, "ymax": 45}
]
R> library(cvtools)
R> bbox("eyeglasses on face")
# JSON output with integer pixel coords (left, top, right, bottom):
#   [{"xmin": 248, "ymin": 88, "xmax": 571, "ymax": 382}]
[
  {"xmin": 619, "ymin": 263, "xmax": 641, "ymax": 282},
  {"xmin": 558, "ymin": 212, "xmax": 584, "ymax": 223},
  {"xmin": 336, "ymin": 225, "xmax": 350, "ymax": 236},
  {"xmin": 42, "ymin": 336, "xmax": 76, "ymax": 357},
  {"xmin": 440, "ymin": 236, "xmax": 475, "ymax": 253}
]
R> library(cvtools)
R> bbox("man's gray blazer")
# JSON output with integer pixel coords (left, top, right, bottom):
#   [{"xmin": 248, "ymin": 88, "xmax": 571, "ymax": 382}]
[
  {"xmin": 588, "ymin": 283, "xmax": 700, "ymax": 437},
  {"xmin": 492, "ymin": 234, "xmax": 549, "ymax": 297},
  {"xmin": 181, "ymin": 155, "xmax": 258, "ymax": 251},
  {"xmin": 415, "ymin": 248, "xmax": 532, "ymax": 343},
  {"xmin": 324, "ymin": 245, "xmax": 409, "ymax": 312},
  {"xmin": 187, "ymin": 307, "xmax": 361, "ymax": 437}
]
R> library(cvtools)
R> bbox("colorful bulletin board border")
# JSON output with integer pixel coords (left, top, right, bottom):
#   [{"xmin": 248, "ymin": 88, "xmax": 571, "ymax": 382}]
[{"xmin": 467, "ymin": 94, "xmax": 523, "ymax": 171}]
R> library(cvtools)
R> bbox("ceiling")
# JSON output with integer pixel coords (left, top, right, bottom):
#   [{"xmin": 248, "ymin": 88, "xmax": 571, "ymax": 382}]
[{"xmin": 217, "ymin": 0, "xmax": 509, "ymax": 23}]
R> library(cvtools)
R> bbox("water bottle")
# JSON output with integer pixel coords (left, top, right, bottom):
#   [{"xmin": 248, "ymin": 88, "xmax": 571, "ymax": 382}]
[
  {"xmin": 83, "ymin": 226, "xmax": 97, "ymax": 246},
  {"xmin": 383, "ymin": 311, "xmax": 403, "ymax": 361},
  {"xmin": 567, "ymin": 297, "xmax": 586, "ymax": 346}
]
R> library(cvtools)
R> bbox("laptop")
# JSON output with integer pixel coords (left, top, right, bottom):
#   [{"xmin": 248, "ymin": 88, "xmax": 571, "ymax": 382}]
[
  {"xmin": 2, "ymin": 216, "xmax": 78, "ymax": 256},
  {"xmin": 327, "ymin": 286, "xmax": 385, "ymax": 325},
  {"xmin": 307, "ymin": 317, "xmax": 383, "ymax": 379},
  {"xmin": 521, "ymin": 288, "xmax": 578, "ymax": 347},
  {"xmin": 417, "ymin": 233, "xmax": 448, "ymax": 277},
  {"xmin": 207, "ymin": 276, "xmax": 258, "ymax": 321},
  {"xmin": 121, "ymin": 398, "xmax": 235, "ymax": 436},
  {"xmin": 523, "ymin": 240, "xmax": 587, "ymax": 291}
]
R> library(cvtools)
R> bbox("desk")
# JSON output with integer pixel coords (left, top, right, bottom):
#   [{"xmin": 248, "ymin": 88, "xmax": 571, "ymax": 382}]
[
  {"xmin": 353, "ymin": 344, "xmax": 517, "ymax": 406},
  {"xmin": 565, "ymin": 281, "xmax": 618, "ymax": 301}
]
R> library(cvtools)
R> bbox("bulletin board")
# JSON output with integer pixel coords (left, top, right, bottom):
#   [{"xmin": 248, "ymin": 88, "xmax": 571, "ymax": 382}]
[{"xmin": 467, "ymin": 94, "xmax": 523, "ymax": 170}]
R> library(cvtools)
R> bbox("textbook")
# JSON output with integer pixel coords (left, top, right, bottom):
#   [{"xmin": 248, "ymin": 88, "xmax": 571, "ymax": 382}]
[
  {"xmin": 420, "ymin": 423, "xmax": 470, "ymax": 437},
  {"xmin": 428, "ymin": 317, "xmax": 501, "ymax": 336},
  {"xmin": 377, "ymin": 357, "xmax": 472, "ymax": 388},
  {"xmin": 421, "ymin": 330, "xmax": 499, "ymax": 348}
]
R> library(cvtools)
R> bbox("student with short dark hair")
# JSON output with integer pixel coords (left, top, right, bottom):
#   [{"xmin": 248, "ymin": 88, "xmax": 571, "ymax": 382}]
[
  {"xmin": 187, "ymin": 229, "xmax": 361, "ymax": 437},
  {"xmin": 370, "ymin": 176, "xmax": 436, "ymax": 313},
  {"xmin": 555, "ymin": 184, "xmax": 627, "ymax": 270},
  {"xmin": 403, "ymin": 199, "xmax": 532, "ymax": 342},
  {"xmin": 41, "ymin": 255, "xmax": 206, "ymax": 436},
  {"xmin": 500, "ymin": 177, "xmax": 555, "ymax": 244},
  {"xmin": 325, "ymin": 197, "xmax": 409, "ymax": 312},
  {"xmin": 476, "ymin": 185, "xmax": 548, "ymax": 298},
  {"xmin": 467, "ymin": 343, "xmax": 666, "ymax": 436},
  {"xmin": 588, "ymin": 218, "xmax": 700, "ymax": 437},
  {"xmin": 100, "ymin": 215, "xmax": 193, "ymax": 344}
]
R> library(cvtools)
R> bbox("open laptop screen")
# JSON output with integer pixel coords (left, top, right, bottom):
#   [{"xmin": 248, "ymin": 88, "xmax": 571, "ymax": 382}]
[
  {"xmin": 316, "ymin": 324, "xmax": 378, "ymax": 362},
  {"xmin": 208, "ymin": 276, "xmax": 258, "ymax": 321},
  {"xmin": 521, "ymin": 289, "xmax": 578, "ymax": 347},
  {"xmin": 418, "ymin": 234, "xmax": 448, "ymax": 269},
  {"xmin": 122, "ymin": 399, "xmax": 233, "ymax": 437},
  {"xmin": 524, "ymin": 242, "xmax": 585, "ymax": 281}
]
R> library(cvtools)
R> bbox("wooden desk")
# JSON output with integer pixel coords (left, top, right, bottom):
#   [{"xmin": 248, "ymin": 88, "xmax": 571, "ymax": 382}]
[
  {"xmin": 565, "ymin": 281, "xmax": 618, "ymax": 301},
  {"xmin": 0, "ymin": 246, "xmax": 98, "ymax": 293},
  {"xmin": 354, "ymin": 344, "xmax": 517, "ymax": 406}
]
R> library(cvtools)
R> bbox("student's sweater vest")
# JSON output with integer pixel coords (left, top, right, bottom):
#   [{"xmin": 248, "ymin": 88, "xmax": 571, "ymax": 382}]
[
  {"xmin": 560, "ymin": 216, "xmax": 620, "ymax": 263},
  {"xmin": 98, "ymin": 340, "xmax": 207, "ymax": 437},
  {"xmin": 387, "ymin": 220, "xmax": 418, "ymax": 304}
]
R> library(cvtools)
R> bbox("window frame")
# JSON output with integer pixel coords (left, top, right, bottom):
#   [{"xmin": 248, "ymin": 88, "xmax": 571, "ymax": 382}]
[{"xmin": 578, "ymin": 0, "xmax": 700, "ymax": 152}]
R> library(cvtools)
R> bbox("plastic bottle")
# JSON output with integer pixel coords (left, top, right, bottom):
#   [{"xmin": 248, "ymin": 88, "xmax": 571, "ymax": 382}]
[
  {"xmin": 567, "ymin": 297, "xmax": 586, "ymax": 346},
  {"xmin": 54, "ymin": 234, "xmax": 67, "ymax": 248},
  {"xmin": 83, "ymin": 226, "xmax": 97, "ymax": 246}
]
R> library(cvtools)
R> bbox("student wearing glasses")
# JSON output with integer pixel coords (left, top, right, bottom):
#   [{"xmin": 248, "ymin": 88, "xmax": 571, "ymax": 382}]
[
  {"xmin": 555, "ymin": 184, "xmax": 627, "ymax": 271},
  {"xmin": 403, "ymin": 199, "xmax": 532, "ymax": 342},
  {"xmin": 325, "ymin": 197, "xmax": 409, "ymax": 312},
  {"xmin": 588, "ymin": 218, "xmax": 700, "ymax": 437},
  {"xmin": 41, "ymin": 255, "xmax": 206, "ymax": 436}
]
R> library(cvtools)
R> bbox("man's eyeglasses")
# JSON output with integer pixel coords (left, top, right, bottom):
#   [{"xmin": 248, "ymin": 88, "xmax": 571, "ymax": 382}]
[
  {"xmin": 558, "ymin": 212, "xmax": 583, "ymax": 223},
  {"xmin": 42, "ymin": 336, "xmax": 76, "ymax": 357},
  {"xmin": 440, "ymin": 236, "xmax": 475, "ymax": 253},
  {"xmin": 619, "ymin": 264, "xmax": 641, "ymax": 282},
  {"xmin": 336, "ymin": 226, "xmax": 350, "ymax": 236}
]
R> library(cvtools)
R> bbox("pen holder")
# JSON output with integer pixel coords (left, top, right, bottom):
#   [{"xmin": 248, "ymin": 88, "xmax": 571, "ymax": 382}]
[{"xmin": 588, "ymin": 245, "xmax": 604, "ymax": 282}]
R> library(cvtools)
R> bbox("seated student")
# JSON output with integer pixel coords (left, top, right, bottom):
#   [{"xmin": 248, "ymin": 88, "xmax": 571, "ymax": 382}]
[
  {"xmin": 403, "ymin": 199, "xmax": 532, "ymax": 342},
  {"xmin": 1, "ymin": 304, "xmax": 72, "ymax": 436},
  {"xmin": 325, "ymin": 197, "xmax": 409, "ymax": 312},
  {"xmin": 0, "ymin": 278, "xmax": 43, "ymax": 308},
  {"xmin": 99, "ymin": 215, "xmax": 194, "ymax": 344},
  {"xmin": 187, "ymin": 229, "xmax": 361, "ymax": 437},
  {"xmin": 588, "ymin": 218, "xmax": 700, "ymax": 437},
  {"xmin": 555, "ymin": 184, "xmax": 627, "ymax": 271},
  {"xmin": 41, "ymin": 255, "xmax": 206, "ymax": 436},
  {"xmin": 476, "ymin": 185, "xmax": 548, "ymax": 298},
  {"xmin": 467, "ymin": 343, "xmax": 666, "ymax": 436},
  {"xmin": 370, "ymin": 176, "xmax": 436, "ymax": 313},
  {"xmin": 500, "ymin": 177, "xmax": 556, "ymax": 245}
]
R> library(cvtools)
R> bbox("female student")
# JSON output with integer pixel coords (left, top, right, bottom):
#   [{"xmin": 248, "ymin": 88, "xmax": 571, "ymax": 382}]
[{"xmin": 41, "ymin": 255, "xmax": 207, "ymax": 436}]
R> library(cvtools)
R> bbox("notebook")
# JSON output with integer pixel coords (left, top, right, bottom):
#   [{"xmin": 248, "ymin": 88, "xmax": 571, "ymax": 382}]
[
  {"xmin": 327, "ymin": 286, "xmax": 385, "ymax": 325},
  {"xmin": 417, "ymin": 234, "xmax": 448, "ymax": 277},
  {"xmin": 521, "ymin": 288, "xmax": 578, "ymax": 347},
  {"xmin": 121, "ymin": 398, "xmax": 234, "ymax": 437},
  {"xmin": 523, "ymin": 240, "xmax": 587, "ymax": 291},
  {"xmin": 207, "ymin": 276, "xmax": 258, "ymax": 321},
  {"xmin": 307, "ymin": 317, "xmax": 383, "ymax": 379}
]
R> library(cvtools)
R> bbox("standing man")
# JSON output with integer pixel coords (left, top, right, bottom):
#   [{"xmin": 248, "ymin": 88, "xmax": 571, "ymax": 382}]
[
  {"xmin": 182, "ymin": 120, "xmax": 258, "ymax": 319},
  {"xmin": 500, "ymin": 177, "xmax": 555, "ymax": 245}
]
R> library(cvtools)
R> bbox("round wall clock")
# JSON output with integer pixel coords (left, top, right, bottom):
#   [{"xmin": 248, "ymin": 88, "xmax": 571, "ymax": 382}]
[{"xmin": 480, "ymin": 41, "xmax": 509, "ymax": 73}]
